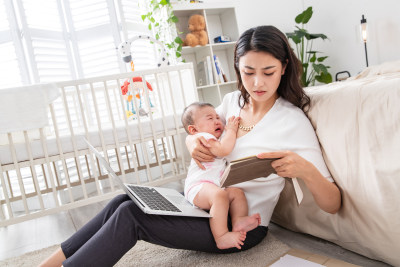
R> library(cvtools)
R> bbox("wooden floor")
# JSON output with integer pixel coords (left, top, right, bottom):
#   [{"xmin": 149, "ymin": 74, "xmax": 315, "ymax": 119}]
[{"xmin": 0, "ymin": 183, "xmax": 392, "ymax": 267}]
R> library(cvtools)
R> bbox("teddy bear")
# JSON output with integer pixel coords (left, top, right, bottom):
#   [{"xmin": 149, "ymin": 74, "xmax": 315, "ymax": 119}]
[{"xmin": 184, "ymin": 14, "xmax": 208, "ymax": 47}]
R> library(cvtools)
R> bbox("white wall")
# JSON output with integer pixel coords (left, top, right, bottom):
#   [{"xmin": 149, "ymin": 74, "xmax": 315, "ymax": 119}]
[{"xmin": 229, "ymin": 0, "xmax": 400, "ymax": 80}]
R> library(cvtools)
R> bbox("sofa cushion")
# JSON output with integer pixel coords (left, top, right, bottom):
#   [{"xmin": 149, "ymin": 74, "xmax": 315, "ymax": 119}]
[{"xmin": 272, "ymin": 61, "xmax": 400, "ymax": 266}]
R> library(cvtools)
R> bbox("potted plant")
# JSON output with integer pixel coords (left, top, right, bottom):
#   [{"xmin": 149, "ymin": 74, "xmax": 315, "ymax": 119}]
[
  {"xmin": 141, "ymin": 0, "xmax": 184, "ymax": 62},
  {"xmin": 286, "ymin": 7, "xmax": 332, "ymax": 87}
]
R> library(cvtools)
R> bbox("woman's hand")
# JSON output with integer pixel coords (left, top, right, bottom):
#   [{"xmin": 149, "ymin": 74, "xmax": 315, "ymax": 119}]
[
  {"xmin": 186, "ymin": 134, "xmax": 215, "ymax": 170},
  {"xmin": 257, "ymin": 150, "xmax": 311, "ymax": 180},
  {"xmin": 257, "ymin": 150, "xmax": 341, "ymax": 214}
]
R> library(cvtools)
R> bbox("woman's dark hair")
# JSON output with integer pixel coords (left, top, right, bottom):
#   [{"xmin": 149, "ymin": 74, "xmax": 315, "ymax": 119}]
[{"xmin": 234, "ymin": 25, "xmax": 310, "ymax": 111}]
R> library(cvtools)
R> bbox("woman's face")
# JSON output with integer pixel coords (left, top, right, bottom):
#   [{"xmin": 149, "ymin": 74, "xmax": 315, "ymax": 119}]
[{"xmin": 238, "ymin": 51, "xmax": 286, "ymax": 104}]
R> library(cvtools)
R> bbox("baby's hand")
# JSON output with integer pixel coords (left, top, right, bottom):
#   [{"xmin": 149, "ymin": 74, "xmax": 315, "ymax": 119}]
[{"xmin": 225, "ymin": 116, "xmax": 240, "ymax": 132}]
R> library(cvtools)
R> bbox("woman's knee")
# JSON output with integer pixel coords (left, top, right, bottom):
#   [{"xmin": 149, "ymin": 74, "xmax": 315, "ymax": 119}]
[
  {"xmin": 115, "ymin": 199, "xmax": 138, "ymax": 216},
  {"xmin": 105, "ymin": 194, "xmax": 130, "ymax": 210}
]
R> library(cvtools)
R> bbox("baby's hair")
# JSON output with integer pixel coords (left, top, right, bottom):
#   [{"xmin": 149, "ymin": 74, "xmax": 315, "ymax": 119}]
[{"xmin": 181, "ymin": 102, "xmax": 214, "ymax": 134}]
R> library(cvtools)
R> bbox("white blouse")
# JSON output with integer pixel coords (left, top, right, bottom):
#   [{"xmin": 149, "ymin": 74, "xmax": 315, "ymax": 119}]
[{"xmin": 216, "ymin": 91, "xmax": 333, "ymax": 226}]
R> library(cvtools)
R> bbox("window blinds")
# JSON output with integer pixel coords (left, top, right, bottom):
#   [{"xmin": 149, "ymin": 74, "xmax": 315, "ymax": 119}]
[
  {"xmin": 0, "ymin": 0, "xmax": 24, "ymax": 88},
  {"xmin": 0, "ymin": 0, "xmax": 157, "ymax": 89}
]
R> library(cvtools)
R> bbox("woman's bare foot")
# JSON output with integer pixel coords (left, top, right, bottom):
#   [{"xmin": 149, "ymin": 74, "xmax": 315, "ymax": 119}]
[
  {"xmin": 215, "ymin": 231, "xmax": 246, "ymax": 250},
  {"xmin": 232, "ymin": 213, "xmax": 261, "ymax": 233}
]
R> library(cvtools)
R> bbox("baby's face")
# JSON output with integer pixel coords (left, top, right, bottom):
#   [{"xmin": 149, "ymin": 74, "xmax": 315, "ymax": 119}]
[{"xmin": 192, "ymin": 106, "xmax": 224, "ymax": 138}]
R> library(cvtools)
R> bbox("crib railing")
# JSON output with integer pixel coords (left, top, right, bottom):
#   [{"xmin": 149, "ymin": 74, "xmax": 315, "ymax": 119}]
[{"xmin": 0, "ymin": 63, "xmax": 198, "ymax": 226}]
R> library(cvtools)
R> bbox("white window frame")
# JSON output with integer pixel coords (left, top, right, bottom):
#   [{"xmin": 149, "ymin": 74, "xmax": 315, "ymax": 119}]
[{"xmin": 0, "ymin": 0, "xmax": 158, "ymax": 88}]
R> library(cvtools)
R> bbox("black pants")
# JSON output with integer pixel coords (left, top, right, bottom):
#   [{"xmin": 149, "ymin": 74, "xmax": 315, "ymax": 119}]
[{"xmin": 61, "ymin": 194, "xmax": 268, "ymax": 266}]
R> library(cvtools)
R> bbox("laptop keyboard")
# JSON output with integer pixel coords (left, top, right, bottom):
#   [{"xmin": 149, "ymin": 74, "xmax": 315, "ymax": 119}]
[{"xmin": 128, "ymin": 185, "xmax": 181, "ymax": 213}]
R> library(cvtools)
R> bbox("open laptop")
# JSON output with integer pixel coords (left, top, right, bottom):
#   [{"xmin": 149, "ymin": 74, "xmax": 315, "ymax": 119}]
[{"xmin": 85, "ymin": 139, "xmax": 211, "ymax": 218}]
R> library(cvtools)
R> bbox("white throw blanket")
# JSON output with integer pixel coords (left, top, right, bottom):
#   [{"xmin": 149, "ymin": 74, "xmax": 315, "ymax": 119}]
[
  {"xmin": 272, "ymin": 60, "xmax": 400, "ymax": 266},
  {"xmin": 0, "ymin": 83, "xmax": 60, "ymax": 133}
]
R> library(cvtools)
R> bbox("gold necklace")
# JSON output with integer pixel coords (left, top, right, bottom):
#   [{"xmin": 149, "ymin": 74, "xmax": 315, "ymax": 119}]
[{"xmin": 238, "ymin": 123, "xmax": 255, "ymax": 132}]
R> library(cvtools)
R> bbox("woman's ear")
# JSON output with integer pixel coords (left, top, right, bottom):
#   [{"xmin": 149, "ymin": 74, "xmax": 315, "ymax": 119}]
[
  {"xmin": 188, "ymin": 125, "xmax": 197, "ymax": 135},
  {"xmin": 282, "ymin": 59, "xmax": 288, "ymax": 75}
]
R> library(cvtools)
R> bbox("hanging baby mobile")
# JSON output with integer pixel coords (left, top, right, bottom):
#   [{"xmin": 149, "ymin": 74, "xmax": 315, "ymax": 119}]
[
  {"xmin": 118, "ymin": 35, "xmax": 169, "ymax": 119},
  {"xmin": 120, "ymin": 77, "xmax": 155, "ymax": 118}
]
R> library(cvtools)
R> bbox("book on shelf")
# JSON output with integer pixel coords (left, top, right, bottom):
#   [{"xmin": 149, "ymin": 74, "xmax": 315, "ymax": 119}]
[
  {"xmin": 197, "ymin": 56, "xmax": 213, "ymax": 86},
  {"xmin": 220, "ymin": 156, "xmax": 303, "ymax": 204},
  {"xmin": 205, "ymin": 56, "xmax": 214, "ymax": 85},
  {"xmin": 213, "ymin": 55, "xmax": 228, "ymax": 83},
  {"xmin": 197, "ymin": 61, "xmax": 207, "ymax": 86}
]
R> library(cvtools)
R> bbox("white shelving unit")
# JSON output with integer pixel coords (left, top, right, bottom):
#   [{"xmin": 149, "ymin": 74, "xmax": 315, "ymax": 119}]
[{"xmin": 173, "ymin": 3, "xmax": 239, "ymax": 107}]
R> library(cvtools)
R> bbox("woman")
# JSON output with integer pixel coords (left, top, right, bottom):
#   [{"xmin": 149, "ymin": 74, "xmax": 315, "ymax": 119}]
[{"xmin": 40, "ymin": 25, "xmax": 341, "ymax": 267}]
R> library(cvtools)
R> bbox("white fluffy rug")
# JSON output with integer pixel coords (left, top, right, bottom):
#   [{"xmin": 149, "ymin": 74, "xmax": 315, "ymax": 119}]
[{"xmin": 0, "ymin": 234, "xmax": 289, "ymax": 266}]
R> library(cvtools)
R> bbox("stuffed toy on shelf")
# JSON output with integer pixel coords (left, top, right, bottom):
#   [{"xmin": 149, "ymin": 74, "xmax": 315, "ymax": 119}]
[{"xmin": 183, "ymin": 14, "xmax": 208, "ymax": 47}]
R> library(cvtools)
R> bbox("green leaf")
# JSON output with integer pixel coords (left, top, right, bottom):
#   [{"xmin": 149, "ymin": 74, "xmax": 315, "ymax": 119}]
[
  {"xmin": 150, "ymin": 17, "xmax": 155, "ymax": 23},
  {"xmin": 290, "ymin": 35, "xmax": 301, "ymax": 44},
  {"xmin": 286, "ymin": 32, "xmax": 295, "ymax": 38},
  {"xmin": 171, "ymin": 15, "xmax": 179, "ymax": 23},
  {"xmin": 317, "ymin": 56, "xmax": 328, "ymax": 62},
  {"xmin": 310, "ymin": 53, "xmax": 316, "ymax": 63},
  {"xmin": 295, "ymin": 12, "xmax": 304, "ymax": 24},
  {"xmin": 286, "ymin": 32, "xmax": 301, "ymax": 44},
  {"xmin": 155, "ymin": 33, "xmax": 159, "ymax": 40},
  {"xmin": 294, "ymin": 29, "xmax": 308, "ymax": 38},
  {"xmin": 174, "ymin": 37, "xmax": 183, "ymax": 44},
  {"xmin": 302, "ymin": 7, "xmax": 313, "ymax": 24},
  {"xmin": 295, "ymin": 7, "xmax": 313, "ymax": 24},
  {"xmin": 312, "ymin": 63, "xmax": 322, "ymax": 74},
  {"xmin": 315, "ymin": 72, "xmax": 332, "ymax": 84},
  {"xmin": 148, "ymin": 24, "xmax": 152, "ymax": 30},
  {"xmin": 141, "ymin": 15, "xmax": 146, "ymax": 21},
  {"xmin": 308, "ymin": 33, "xmax": 328, "ymax": 40},
  {"xmin": 176, "ymin": 51, "xmax": 181, "ymax": 58},
  {"xmin": 313, "ymin": 63, "xmax": 329, "ymax": 74},
  {"xmin": 160, "ymin": 0, "xmax": 168, "ymax": 5},
  {"xmin": 155, "ymin": 22, "xmax": 159, "ymax": 27}
]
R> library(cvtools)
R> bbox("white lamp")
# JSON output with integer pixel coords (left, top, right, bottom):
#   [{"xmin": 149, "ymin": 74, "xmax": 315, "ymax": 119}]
[{"xmin": 361, "ymin": 15, "xmax": 369, "ymax": 67}]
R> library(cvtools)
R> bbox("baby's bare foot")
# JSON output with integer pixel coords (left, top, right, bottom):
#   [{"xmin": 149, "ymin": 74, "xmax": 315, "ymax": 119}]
[
  {"xmin": 232, "ymin": 213, "xmax": 261, "ymax": 232},
  {"xmin": 215, "ymin": 231, "xmax": 246, "ymax": 250}
]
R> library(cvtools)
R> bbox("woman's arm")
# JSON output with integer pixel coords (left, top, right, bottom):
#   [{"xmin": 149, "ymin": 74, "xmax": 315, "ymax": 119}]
[
  {"xmin": 185, "ymin": 134, "xmax": 215, "ymax": 170},
  {"xmin": 257, "ymin": 151, "xmax": 341, "ymax": 214}
]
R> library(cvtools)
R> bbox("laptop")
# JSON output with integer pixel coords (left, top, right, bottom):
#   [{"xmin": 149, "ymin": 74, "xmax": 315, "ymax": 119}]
[{"xmin": 85, "ymin": 139, "xmax": 211, "ymax": 218}]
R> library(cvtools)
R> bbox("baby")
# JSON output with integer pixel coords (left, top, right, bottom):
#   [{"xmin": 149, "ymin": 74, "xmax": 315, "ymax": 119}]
[{"xmin": 181, "ymin": 102, "xmax": 261, "ymax": 250}]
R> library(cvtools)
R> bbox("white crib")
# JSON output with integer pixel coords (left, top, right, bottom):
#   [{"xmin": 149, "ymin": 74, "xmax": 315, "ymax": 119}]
[{"xmin": 0, "ymin": 63, "xmax": 198, "ymax": 227}]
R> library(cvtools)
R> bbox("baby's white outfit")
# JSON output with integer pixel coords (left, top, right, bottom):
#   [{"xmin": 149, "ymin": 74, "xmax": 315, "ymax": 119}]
[{"xmin": 184, "ymin": 132, "xmax": 227, "ymax": 205}]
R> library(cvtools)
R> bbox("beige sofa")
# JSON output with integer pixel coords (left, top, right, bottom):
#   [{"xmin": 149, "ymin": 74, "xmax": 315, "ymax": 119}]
[{"xmin": 272, "ymin": 61, "xmax": 400, "ymax": 266}]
